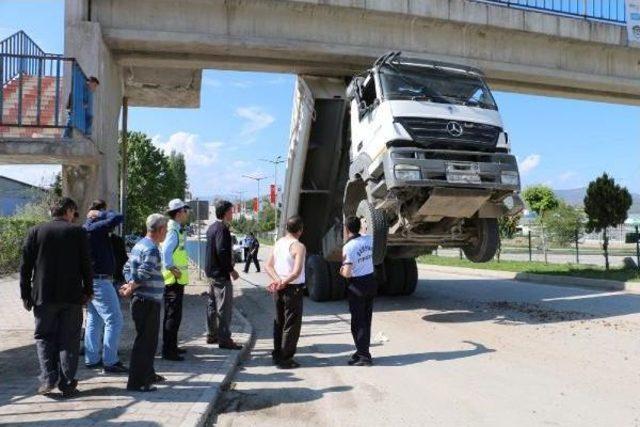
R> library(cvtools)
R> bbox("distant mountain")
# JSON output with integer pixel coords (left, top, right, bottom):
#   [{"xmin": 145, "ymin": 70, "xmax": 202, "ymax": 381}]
[{"xmin": 554, "ymin": 188, "xmax": 640, "ymax": 214}]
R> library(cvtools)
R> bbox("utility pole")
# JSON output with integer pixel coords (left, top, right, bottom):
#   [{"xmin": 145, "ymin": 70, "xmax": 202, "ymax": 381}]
[
  {"xmin": 260, "ymin": 155, "xmax": 285, "ymax": 240},
  {"xmin": 242, "ymin": 174, "xmax": 267, "ymax": 220}
]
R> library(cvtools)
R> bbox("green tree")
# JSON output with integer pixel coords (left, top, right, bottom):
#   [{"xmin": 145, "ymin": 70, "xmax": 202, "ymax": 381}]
[
  {"xmin": 545, "ymin": 202, "xmax": 585, "ymax": 247},
  {"xmin": 167, "ymin": 151, "xmax": 188, "ymax": 200},
  {"xmin": 122, "ymin": 131, "xmax": 177, "ymax": 234},
  {"xmin": 583, "ymin": 173, "xmax": 632, "ymax": 270},
  {"xmin": 522, "ymin": 185, "xmax": 559, "ymax": 264},
  {"xmin": 51, "ymin": 173, "xmax": 63, "ymax": 197}
]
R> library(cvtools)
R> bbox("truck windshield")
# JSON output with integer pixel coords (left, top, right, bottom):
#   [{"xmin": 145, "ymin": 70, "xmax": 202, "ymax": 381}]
[{"xmin": 379, "ymin": 64, "xmax": 498, "ymax": 110}]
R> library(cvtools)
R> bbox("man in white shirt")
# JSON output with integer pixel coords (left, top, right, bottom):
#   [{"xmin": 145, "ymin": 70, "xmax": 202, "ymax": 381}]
[
  {"xmin": 265, "ymin": 216, "xmax": 306, "ymax": 369},
  {"xmin": 340, "ymin": 216, "xmax": 377, "ymax": 366}
]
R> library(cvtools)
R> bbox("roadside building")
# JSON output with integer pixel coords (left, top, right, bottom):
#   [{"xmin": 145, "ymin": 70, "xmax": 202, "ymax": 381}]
[{"xmin": 0, "ymin": 176, "xmax": 48, "ymax": 216}]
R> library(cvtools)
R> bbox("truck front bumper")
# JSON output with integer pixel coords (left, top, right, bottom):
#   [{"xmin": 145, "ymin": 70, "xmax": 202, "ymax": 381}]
[{"xmin": 379, "ymin": 147, "xmax": 521, "ymax": 193}]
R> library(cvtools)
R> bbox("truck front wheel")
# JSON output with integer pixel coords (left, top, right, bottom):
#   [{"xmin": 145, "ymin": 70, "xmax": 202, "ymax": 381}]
[
  {"xmin": 356, "ymin": 200, "xmax": 387, "ymax": 265},
  {"xmin": 306, "ymin": 255, "xmax": 332, "ymax": 301},
  {"xmin": 462, "ymin": 218, "xmax": 500, "ymax": 263}
]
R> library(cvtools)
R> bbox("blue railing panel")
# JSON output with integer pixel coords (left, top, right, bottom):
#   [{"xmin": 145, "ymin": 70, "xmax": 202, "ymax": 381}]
[
  {"xmin": 477, "ymin": 0, "xmax": 626, "ymax": 24},
  {"xmin": 0, "ymin": 31, "xmax": 91, "ymax": 137}
]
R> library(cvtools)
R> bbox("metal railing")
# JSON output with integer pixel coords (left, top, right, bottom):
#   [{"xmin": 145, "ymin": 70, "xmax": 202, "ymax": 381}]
[
  {"xmin": 476, "ymin": 0, "xmax": 626, "ymax": 24},
  {"xmin": 0, "ymin": 31, "xmax": 91, "ymax": 136}
]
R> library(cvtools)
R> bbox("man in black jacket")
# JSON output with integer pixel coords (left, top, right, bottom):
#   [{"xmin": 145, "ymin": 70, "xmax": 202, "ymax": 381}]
[
  {"xmin": 19, "ymin": 197, "xmax": 94, "ymax": 397},
  {"xmin": 205, "ymin": 200, "xmax": 242, "ymax": 350}
]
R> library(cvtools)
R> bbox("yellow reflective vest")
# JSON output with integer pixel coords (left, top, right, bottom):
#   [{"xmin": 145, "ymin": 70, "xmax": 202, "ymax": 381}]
[{"xmin": 161, "ymin": 220, "xmax": 190, "ymax": 285}]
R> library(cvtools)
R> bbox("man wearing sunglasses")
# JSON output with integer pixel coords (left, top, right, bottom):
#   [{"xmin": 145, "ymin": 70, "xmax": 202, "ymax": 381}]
[{"xmin": 19, "ymin": 197, "xmax": 94, "ymax": 398}]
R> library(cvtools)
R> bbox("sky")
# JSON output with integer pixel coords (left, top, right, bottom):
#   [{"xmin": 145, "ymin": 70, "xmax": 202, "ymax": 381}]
[{"xmin": 1, "ymin": 0, "xmax": 639, "ymax": 199}]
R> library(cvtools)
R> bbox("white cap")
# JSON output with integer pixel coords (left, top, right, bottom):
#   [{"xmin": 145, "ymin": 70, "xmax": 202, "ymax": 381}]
[{"xmin": 167, "ymin": 199, "xmax": 190, "ymax": 213}]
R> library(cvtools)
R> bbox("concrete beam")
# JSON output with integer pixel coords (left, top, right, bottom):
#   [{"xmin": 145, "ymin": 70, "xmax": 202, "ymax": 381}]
[
  {"xmin": 93, "ymin": 0, "xmax": 640, "ymax": 105},
  {"xmin": 0, "ymin": 138, "xmax": 100, "ymax": 165},
  {"xmin": 123, "ymin": 66, "xmax": 201, "ymax": 107}
]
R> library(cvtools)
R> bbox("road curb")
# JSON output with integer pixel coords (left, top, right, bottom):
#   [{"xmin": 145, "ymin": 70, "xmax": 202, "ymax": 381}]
[
  {"xmin": 179, "ymin": 306, "xmax": 256, "ymax": 427},
  {"xmin": 418, "ymin": 263, "xmax": 639, "ymax": 292}
]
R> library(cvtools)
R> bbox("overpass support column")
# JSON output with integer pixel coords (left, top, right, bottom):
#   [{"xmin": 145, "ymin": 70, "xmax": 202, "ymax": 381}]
[{"xmin": 64, "ymin": 4, "xmax": 123, "ymax": 213}]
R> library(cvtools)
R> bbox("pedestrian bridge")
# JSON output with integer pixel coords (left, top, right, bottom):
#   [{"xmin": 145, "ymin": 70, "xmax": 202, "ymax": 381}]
[{"xmin": 75, "ymin": 0, "xmax": 638, "ymax": 108}]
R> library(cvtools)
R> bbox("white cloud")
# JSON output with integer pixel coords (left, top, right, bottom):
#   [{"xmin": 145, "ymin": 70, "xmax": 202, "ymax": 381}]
[
  {"xmin": 235, "ymin": 107, "xmax": 275, "ymax": 136},
  {"xmin": 519, "ymin": 154, "xmax": 541, "ymax": 175},
  {"xmin": 558, "ymin": 171, "xmax": 577, "ymax": 182},
  {"xmin": 153, "ymin": 132, "xmax": 223, "ymax": 166},
  {"xmin": 0, "ymin": 165, "xmax": 60, "ymax": 187}
]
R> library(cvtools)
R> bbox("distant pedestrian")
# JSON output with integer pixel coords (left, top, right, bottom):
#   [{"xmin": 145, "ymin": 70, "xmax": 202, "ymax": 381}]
[
  {"xmin": 160, "ymin": 199, "xmax": 191, "ymax": 362},
  {"xmin": 120, "ymin": 214, "xmax": 168, "ymax": 392},
  {"xmin": 82, "ymin": 200, "xmax": 128, "ymax": 374},
  {"xmin": 242, "ymin": 235, "xmax": 251, "ymax": 261},
  {"xmin": 243, "ymin": 232, "xmax": 261, "ymax": 273},
  {"xmin": 19, "ymin": 197, "xmax": 93, "ymax": 397},
  {"xmin": 204, "ymin": 200, "xmax": 242, "ymax": 350},
  {"xmin": 340, "ymin": 216, "xmax": 377, "ymax": 367},
  {"xmin": 63, "ymin": 76, "xmax": 99, "ymax": 138},
  {"xmin": 265, "ymin": 216, "xmax": 306, "ymax": 369}
]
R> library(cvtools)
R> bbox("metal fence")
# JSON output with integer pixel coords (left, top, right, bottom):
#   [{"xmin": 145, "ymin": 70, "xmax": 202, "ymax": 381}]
[
  {"xmin": 0, "ymin": 31, "xmax": 91, "ymax": 135},
  {"xmin": 476, "ymin": 0, "xmax": 626, "ymax": 23}
]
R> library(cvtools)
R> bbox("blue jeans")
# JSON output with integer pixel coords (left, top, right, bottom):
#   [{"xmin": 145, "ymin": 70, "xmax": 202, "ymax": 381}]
[{"xmin": 84, "ymin": 279, "xmax": 123, "ymax": 366}]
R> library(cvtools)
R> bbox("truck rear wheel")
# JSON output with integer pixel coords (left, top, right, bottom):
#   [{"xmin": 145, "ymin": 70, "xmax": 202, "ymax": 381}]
[
  {"xmin": 380, "ymin": 258, "xmax": 419, "ymax": 296},
  {"xmin": 356, "ymin": 200, "xmax": 387, "ymax": 265},
  {"xmin": 463, "ymin": 218, "xmax": 500, "ymax": 263},
  {"xmin": 402, "ymin": 258, "xmax": 418, "ymax": 295},
  {"xmin": 306, "ymin": 255, "xmax": 332, "ymax": 301}
]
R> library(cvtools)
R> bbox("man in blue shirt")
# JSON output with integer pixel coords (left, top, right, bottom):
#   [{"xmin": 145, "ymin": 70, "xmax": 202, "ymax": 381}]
[
  {"xmin": 83, "ymin": 199, "xmax": 127, "ymax": 374},
  {"xmin": 121, "ymin": 214, "xmax": 168, "ymax": 392}
]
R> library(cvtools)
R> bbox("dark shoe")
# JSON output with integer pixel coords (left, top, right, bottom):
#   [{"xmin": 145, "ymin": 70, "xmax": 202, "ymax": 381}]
[
  {"xmin": 151, "ymin": 374, "xmax": 166, "ymax": 383},
  {"xmin": 353, "ymin": 358, "xmax": 373, "ymax": 367},
  {"xmin": 206, "ymin": 336, "xmax": 218, "ymax": 345},
  {"xmin": 271, "ymin": 351, "xmax": 281, "ymax": 365},
  {"xmin": 85, "ymin": 360, "xmax": 103, "ymax": 369},
  {"xmin": 177, "ymin": 347, "xmax": 187, "ymax": 354},
  {"xmin": 347, "ymin": 353, "xmax": 360, "ymax": 366},
  {"xmin": 59, "ymin": 379, "xmax": 79, "ymax": 398},
  {"xmin": 37, "ymin": 383, "xmax": 55, "ymax": 395},
  {"xmin": 162, "ymin": 353, "xmax": 185, "ymax": 361},
  {"xmin": 219, "ymin": 341, "xmax": 243, "ymax": 350},
  {"xmin": 127, "ymin": 384, "xmax": 157, "ymax": 392},
  {"xmin": 103, "ymin": 361, "xmax": 129, "ymax": 374},
  {"xmin": 277, "ymin": 359, "xmax": 300, "ymax": 370}
]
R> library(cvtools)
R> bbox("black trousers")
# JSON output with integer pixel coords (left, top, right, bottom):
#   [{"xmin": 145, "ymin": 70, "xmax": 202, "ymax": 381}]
[
  {"xmin": 207, "ymin": 278, "xmax": 233, "ymax": 344},
  {"xmin": 33, "ymin": 303, "xmax": 83, "ymax": 389},
  {"xmin": 162, "ymin": 284, "xmax": 184, "ymax": 356},
  {"xmin": 128, "ymin": 296, "xmax": 160, "ymax": 389},
  {"xmin": 244, "ymin": 251, "xmax": 260, "ymax": 273},
  {"xmin": 273, "ymin": 285, "xmax": 304, "ymax": 362},
  {"xmin": 347, "ymin": 289, "xmax": 374, "ymax": 360}
]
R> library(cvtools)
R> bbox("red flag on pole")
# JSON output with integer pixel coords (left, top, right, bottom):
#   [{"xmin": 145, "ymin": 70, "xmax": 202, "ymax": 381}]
[
  {"xmin": 270, "ymin": 184, "xmax": 276, "ymax": 205},
  {"xmin": 253, "ymin": 197, "xmax": 259, "ymax": 213}
]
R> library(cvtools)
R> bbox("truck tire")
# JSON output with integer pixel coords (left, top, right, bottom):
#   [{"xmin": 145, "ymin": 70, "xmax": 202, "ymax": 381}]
[
  {"xmin": 328, "ymin": 262, "xmax": 347, "ymax": 300},
  {"xmin": 356, "ymin": 200, "xmax": 387, "ymax": 265},
  {"xmin": 382, "ymin": 258, "xmax": 406, "ymax": 296},
  {"xmin": 463, "ymin": 218, "xmax": 500, "ymax": 263},
  {"xmin": 402, "ymin": 258, "xmax": 418, "ymax": 296},
  {"xmin": 306, "ymin": 255, "xmax": 332, "ymax": 301}
]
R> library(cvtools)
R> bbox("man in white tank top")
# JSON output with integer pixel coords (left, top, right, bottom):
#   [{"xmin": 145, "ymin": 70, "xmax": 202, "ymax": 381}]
[{"xmin": 265, "ymin": 215, "xmax": 306, "ymax": 369}]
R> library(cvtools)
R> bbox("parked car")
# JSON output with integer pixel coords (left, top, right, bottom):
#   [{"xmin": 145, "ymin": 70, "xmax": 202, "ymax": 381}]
[{"xmin": 231, "ymin": 234, "xmax": 245, "ymax": 263}]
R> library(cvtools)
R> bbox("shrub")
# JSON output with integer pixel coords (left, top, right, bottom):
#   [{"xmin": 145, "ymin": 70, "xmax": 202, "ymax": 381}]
[{"xmin": 0, "ymin": 217, "xmax": 40, "ymax": 275}]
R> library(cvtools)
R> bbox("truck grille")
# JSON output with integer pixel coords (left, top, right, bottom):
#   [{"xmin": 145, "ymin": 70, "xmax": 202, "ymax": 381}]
[{"xmin": 396, "ymin": 117, "xmax": 501, "ymax": 151}]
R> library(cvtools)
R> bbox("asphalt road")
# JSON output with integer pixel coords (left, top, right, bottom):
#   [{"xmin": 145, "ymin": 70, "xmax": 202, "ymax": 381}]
[{"xmin": 211, "ymin": 253, "xmax": 640, "ymax": 427}]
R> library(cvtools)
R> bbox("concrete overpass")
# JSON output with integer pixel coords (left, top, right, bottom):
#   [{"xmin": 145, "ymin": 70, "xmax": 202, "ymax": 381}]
[{"xmin": 60, "ymin": 0, "xmax": 639, "ymax": 208}]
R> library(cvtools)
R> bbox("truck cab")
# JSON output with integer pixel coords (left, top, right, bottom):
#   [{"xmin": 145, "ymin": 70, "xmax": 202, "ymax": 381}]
[{"xmin": 345, "ymin": 52, "xmax": 523, "ymax": 264}]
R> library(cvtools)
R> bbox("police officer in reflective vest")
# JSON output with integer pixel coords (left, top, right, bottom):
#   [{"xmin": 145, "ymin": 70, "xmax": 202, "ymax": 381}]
[
  {"xmin": 160, "ymin": 199, "xmax": 191, "ymax": 361},
  {"xmin": 340, "ymin": 216, "xmax": 377, "ymax": 367}
]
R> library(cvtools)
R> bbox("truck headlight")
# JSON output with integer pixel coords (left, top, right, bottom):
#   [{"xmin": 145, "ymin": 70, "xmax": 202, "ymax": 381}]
[
  {"xmin": 501, "ymin": 171, "xmax": 519, "ymax": 186},
  {"xmin": 394, "ymin": 164, "xmax": 421, "ymax": 181}
]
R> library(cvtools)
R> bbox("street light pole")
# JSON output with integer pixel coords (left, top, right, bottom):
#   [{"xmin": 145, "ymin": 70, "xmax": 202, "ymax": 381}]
[
  {"xmin": 242, "ymin": 174, "xmax": 266, "ymax": 220},
  {"xmin": 260, "ymin": 155, "xmax": 285, "ymax": 240}
]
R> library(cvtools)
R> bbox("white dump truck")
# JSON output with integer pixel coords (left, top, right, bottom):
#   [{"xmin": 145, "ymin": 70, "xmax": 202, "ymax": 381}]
[{"xmin": 281, "ymin": 52, "xmax": 523, "ymax": 301}]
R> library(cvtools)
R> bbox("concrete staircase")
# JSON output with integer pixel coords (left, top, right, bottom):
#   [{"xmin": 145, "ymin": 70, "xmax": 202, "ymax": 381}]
[{"xmin": 0, "ymin": 74, "xmax": 65, "ymax": 139}]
